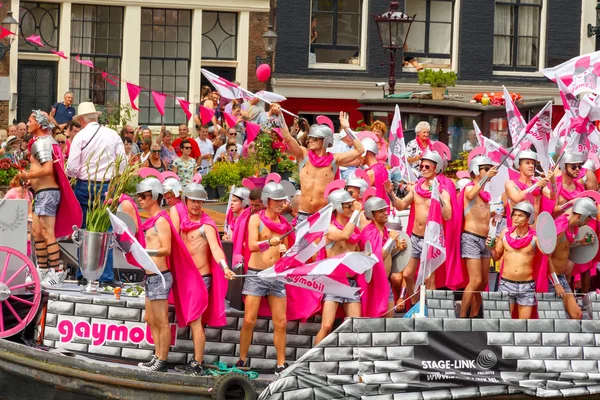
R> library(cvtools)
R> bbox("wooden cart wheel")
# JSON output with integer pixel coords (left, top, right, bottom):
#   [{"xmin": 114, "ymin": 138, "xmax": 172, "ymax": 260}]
[{"xmin": 0, "ymin": 246, "xmax": 41, "ymax": 338}]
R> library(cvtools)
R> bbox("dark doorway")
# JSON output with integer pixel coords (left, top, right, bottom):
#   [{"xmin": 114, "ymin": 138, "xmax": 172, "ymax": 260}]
[{"xmin": 17, "ymin": 60, "xmax": 57, "ymax": 123}]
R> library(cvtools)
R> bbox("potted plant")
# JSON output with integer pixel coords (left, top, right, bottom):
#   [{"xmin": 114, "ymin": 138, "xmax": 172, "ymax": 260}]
[
  {"xmin": 0, "ymin": 158, "xmax": 21, "ymax": 192},
  {"xmin": 277, "ymin": 155, "xmax": 298, "ymax": 181},
  {"xmin": 417, "ymin": 68, "xmax": 458, "ymax": 100},
  {"xmin": 202, "ymin": 162, "xmax": 241, "ymax": 199}
]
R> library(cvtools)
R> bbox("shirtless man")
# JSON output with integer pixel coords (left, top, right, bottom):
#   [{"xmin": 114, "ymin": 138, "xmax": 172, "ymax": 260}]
[
  {"xmin": 231, "ymin": 188, "xmax": 265, "ymax": 270},
  {"xmin": 459, "ymin": 156, "xmax": 498, "ymax": 318},
  {"xmin": 385, "ymin": 150, "xmax": 453, "ymax": 297},
  {"xmin": 315, "ymin": 188, "xmax": 362, "ymax": 344},
  {"xmin": 549, "ymin": 198, "xmax": 597, "ymax": 319},
  {"xmin": 222, "ymin": 187, "xmax": 250, "ymax": 241},
  {"xmin": 553, "ymin": 153, "xmax": 585, "ymax": 217},
  {"xmin": 170, "ymin": 183, "xmax": 235, "ymax": 376},
  {"xmin": 487, "ymin": 201, "xmax": 539, "ymax": 320},
  {"xmin": 345, "ymin": 173, "xmax": 370, "ymax": 228},
  {"xmin": 135, "ymin": 179, "xmax": 173, "ymax": 372},
  {"xmin": 238, "ymin": 181, "xmax": 292, "ymax": 376},
  {"xmin": 505, "ymin": 150, "xmax": 556, "ymax": 224},
  {"xmin": 282, "ymin": 110, "xmax": 364, "ymax": 224},
  {"xmin": 17, "ymin": 111, "xmax": 63, "ymax": 283}
]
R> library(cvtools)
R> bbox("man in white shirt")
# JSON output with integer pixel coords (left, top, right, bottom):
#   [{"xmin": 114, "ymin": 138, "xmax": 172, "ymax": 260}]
[
  {"xmin": 66, "ymin": 102, "xmax": 126, "ymax": 287},
  {"xmin": 195, "ymin": 124, "xmax": 214, "ymax": 174},
  {"xmin": 327, "ymin": 131, "xmax": 359, "ymax": 180},
  {"xmin": 213, "ymin": 128, "xmax": 243, "ymax": 162}
]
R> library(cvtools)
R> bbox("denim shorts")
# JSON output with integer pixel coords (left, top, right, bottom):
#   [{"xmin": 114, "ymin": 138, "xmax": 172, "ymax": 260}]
[
  {"xmin": 548, "ymin": 273, "xmax": 572, "ymax": 294},
  {"xmin": 34, "ymin": 188, "xmax": 61, "ymax": 217},
  {"xmin": 498, "ymin": 278, "xmax": 537, "ymax": 307},
  {"xmin": 411, "ymin": 234, "xmax": 424, "ymax": 259},
  {"xmin": 323, "ymin": 278, "xmax": 360, "ymax": 304},
  {"xmin": 203, "ymin": 274, "xmax": 212, "ymax": 291},
  {"xmin": 242, "ymin": 268, "xmax": 286, "ymax": 298},
  {"xmin": 461, "ymin": 232, "xmax": 491, "ymax": 259},
  {"xmin": 145, "ymin": 271, "xmax": 173, "ymax": 301}
]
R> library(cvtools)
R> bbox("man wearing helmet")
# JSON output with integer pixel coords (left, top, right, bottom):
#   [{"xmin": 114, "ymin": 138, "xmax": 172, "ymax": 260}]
[
  {"xmin": 163, "ymin": 177, "xmax": 183, "ymax": 209},
  {"xmin": 222, "ymin": 187, "xmax": 250, "ymax": 241},
  {"xmin": 487, "ymin": 201, "xmax": 540, "ymax": 319},
  {"xmin": 238, "ymin": 178, "xmax": 293, "ymax": 375},
  {"xmin": 362, "ymin": 137, "xmax": 390, "ymax": 205},
  {"xmin": 170, "ymin": 183, "xmax": 234, "ymax": 376},
  {"xmin": 282, "ymin": 111, "xmax": 364, "ymax": 225},
  {"xmin": 505, "ymin": 150, "xmax": 556, "ymax": 225},
  {"xmin": 360, "ymin": 195, "xmax": 406, "ymax": 318},
  {"xmin": 315, "ymin": 186, "xmax": 363, "ymax": 344},
  {"xmin": 231, "ymin": 188, "xmax": 266, "ymax": 270},
  {"xmin": 552, "ymin": 153, "xmax": 585, "ymax": 217},
  {"xmin": 548, "ymin": 197, "xmax": 598, "ymax": 319},
  {"xmin": 384, "ymin": 150, "xmax": 454, "ymax": 298},
  {"xmin": 459, "ymin": 156, "xmax": 498, "ymax": 318}
]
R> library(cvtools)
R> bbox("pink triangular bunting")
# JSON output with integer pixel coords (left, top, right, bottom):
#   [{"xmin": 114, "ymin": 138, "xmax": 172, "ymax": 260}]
[
  {"xmin": 0, "ymin": 27, "xmax": 15, "ymax": 40},
  {"xmin": 101, "ymin": 71, "xmax": 118, "ymax": 87},
  {"xmin": 126, "ymin": 83, "xmax": 142, "ymax": 111},
  {"xmin": 245, "ymin": 121, "xmax": 261, "ymax": 143},
  {"xmin": 177, "ymin": 98, "xmax": 192, "ymax": 121},
  {"xmin": 199, "ymin": 105, "xmax": 215, "ymax": 125},
  {"xmin": 152, "ymin": 91, "xmax": 167, "ymax": 116},
  {"xmin": 50, "ymin": 50, "xmax": 68, "ymax": 59},
  {"xmin": 26, "ymin": 35, "xmax": 43, "ymax": 47},
  {"xmin": 76, "ymin": 55, "xmax": 94, "ymax": 69},
  {"xmin": 223, "ymin": 112, "xmax": 238, "ymax": 129}
]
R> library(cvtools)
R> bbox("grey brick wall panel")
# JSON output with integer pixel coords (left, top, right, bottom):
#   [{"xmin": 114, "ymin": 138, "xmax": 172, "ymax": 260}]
[
  {"xmin": 502, "ymin": 346, "xmax": 529, "ymax": 360},
  {"xmin": 46, "ymin": 312, "xmax": 57, "ymax": 327},
  {"xmin": 313, "ymin": 385, "xmax": 345, "ymax": 399},
  {"xmin": 472, "ymin": 319, "xmax": 498, "ymax": 332},
  {"xmin": 583, "ymin": 347, "xmax": 600, "ymax": 360},
  {"xmin": 487, "ymin": 332, "xmax": 514, "ymax": 346},
  {"xmin": 385, "ymin": 319, "xmax": 414, "ymax": 332},
  {"xmin": 282, "ymin": 387, "xmax": 314, "ymax": 400},
  {"xmin": 555, "ymin": 320, "xmax": 581, "ymax": 333},
  {"xmin": 107, "ymin": 306, "xmax": 141, "ymax": 321},
  {"xmin": 324, "ymin": 346, "xmax": 353, "ymax": 361},
  {"xmin": 361, "ymin": 373, "xmax": 393, "ymax": 384},
  {"xmin": 401, "ymin": 332, "xmax": 429, "ymax": 346},
  {"xmin": 499, "ymin": 319, "xmax": 527, "ymax": 332},
  {"xmin": 545, "ymin": 360, "xmax": 573, "ymax": 372},
  {"xmin": 527, "ymin": 319, "xmax": 554, "ymax": 333},
  {"xmin": 443, "ymin": 319, "xmax": 470, "ymax": 331},
  {"xmin": 514, "ymin": 333, "xmax": 541, "ymax": 346},
  {"xmin": 516, "ymin": 360, "xmax": 545, "ymax": 372},
  {"xmin": 48, "ymin": 300, "xmax": 74, "ymax": 315},
  {"xmin": 339, "ymin": 332, "xmax": 371, "ymax": 347},
  {"xmin": 421, "ymin": 389, "xmax": 452, "ymax": 400},
  {"xmin": 528, "ymin": 347, "xmax": 556, "ymax": 360},
  {"xmin": 390, "ymin": 371, "xmax": 420, "ymax": 383},
  {"xmin": 542, "ymin": 333, "xmax": 569, "ymax": 346},
  {"xmin": 354, "ymin": 319, "xmax": 385, "ymax": 333},
  {"xmin": 386, "ymin": 346, "xmax": 415, "ymax": 360},
  {"xmin": 557, "ymin": 347, "xmax": 583, "ymax": 359},
  {"xmin": 571, "ymin": 360, "xmax": 599, "ymax": 372},
  {"xmin": 326, "ymin": 374, "xmax": 355, "ymax": 385},
  {"xmin": 266, "ymin": 346, "xmax": 295, "ymax": 360},
  {"xmin": 372, "ymin": 332, "xmax": 400, "ymax": 346},
  {"xmin": 338, "ymin": 360, "xmax": 360, "ymax": 375}
]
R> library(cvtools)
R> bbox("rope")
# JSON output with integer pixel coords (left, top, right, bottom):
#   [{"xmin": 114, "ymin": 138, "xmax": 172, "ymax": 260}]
[{"xmin": 203, "ymin": 361, "xmax": 259, "ymax": 380}]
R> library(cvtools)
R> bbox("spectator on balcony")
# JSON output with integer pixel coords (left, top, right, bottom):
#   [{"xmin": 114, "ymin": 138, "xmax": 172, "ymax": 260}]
[
  {"xmin": 214, "ymin": 128, "xmax": 243, "ymax": 162},
  {"xmin": 142, "ymin": 142, "xmax": 167, "ymax": 173},
  {"xmin": 139, "ymin": 138, "xmax": 152, "ymax": 164},
  {"xmin": 65, "ymin": 120, "xmax": 82, "ymax": 145},
  {"xmin": 49, "ymin": 92, "xmax": 76, "ymax": 133},
  {"xmin": 16, "ymin": 122, "xmax": 27, "ymax": 139},
  {"xmin": 120, "ymin": 125, "xmax": 140, "ymax": 154},
  {"xmin": 195, "ymin": 124, "xmax": 214, "ymax": 174},
  {"xmin": 406, "ymin": 121, "xmax": 433, "ymax": 172},
  {"xmin": 371, "ymin": 120, "xmax": 390, "ymax": 164}
]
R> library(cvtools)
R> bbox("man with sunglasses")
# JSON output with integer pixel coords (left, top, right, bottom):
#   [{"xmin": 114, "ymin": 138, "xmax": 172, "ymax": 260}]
[
  {"xmin": 213, "ymin": 129, "xmax": 242, "ymax": 162},
  {"xmin": 458, "ymin": 156, "xmax": 498, "ymax": 318},
  {"xmin": 282, "ymin": 111, "xmax": 364, "ymax": 225},
  {"xmin": 553, "ymin": 154, "xmax": 586, "ymax": 216}
]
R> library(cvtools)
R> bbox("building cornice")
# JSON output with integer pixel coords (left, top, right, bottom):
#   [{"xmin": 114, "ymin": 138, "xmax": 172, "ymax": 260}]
[{"xmin": 29, "ymin": 0, "xmax": 269, "ymax": 12}]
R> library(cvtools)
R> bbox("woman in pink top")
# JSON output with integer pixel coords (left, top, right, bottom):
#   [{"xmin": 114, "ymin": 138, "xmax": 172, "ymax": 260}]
[{"xmin": 372, "ymin": 120, "xmax": 389, "ymax": 164}]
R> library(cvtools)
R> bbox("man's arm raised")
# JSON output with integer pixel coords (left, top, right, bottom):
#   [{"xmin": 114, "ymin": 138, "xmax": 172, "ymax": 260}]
[
  {"xmin": 335, "ymin": 111, "xmax": 364, "ymax": 166},
  {"xmin": 384, "ymin": 180, "xmax": 414, "ymax": 211},
  {"xmin": 280, "ymin": 117, "xmax": 306, "ymax": 160}
]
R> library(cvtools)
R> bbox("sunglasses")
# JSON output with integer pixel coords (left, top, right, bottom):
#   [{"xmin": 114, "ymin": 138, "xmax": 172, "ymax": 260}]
[
  {"xmin": 182, "ymin": 146, "xmax": 192, "ymax": 150},
  {"xmin": 419, "ymin": 164, "xmax": 432, "ymax": 171},
  {"xmin": 308, "ymin": 137, "xmax": 323, "ymax": 142},
  {"xmin": 479, "ymin": 166, "xmax": 491, "ymax": 172},
  {"xmin": 126, "ymin": 130, "xmax": 134, "ymax": 134},
  {"xmin": 151, "ymin": 150, "xmax": 161, "ymax": 153},
  {"xmin": 228, "ymin": 132, "xmax": 237, "ymax": 136},
  {"xmin": 137, "ymin": 192, "xmax": 151, "ymax": 200},
  {"xmin": 57, "ymin": 141, "xmax": 66, "ymax": 144},
  {"xmin": 342, "ymin": 203, "xmax": 353, "ymax": 209},
  {"xmin": 569, "ymin": 164, "xmax": 582, "ymax": 170}
]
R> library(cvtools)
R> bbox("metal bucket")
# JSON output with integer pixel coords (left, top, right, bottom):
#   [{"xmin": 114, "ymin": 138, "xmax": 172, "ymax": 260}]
[{"xmin": 72, "ymin": 226, "xmax": 114, "ymax": 293}]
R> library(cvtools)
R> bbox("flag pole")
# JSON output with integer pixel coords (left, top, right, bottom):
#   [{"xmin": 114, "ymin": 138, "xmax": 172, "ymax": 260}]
[{"xmin": 416, "ymin": 284, "xmax": 427, "ymax": 318}]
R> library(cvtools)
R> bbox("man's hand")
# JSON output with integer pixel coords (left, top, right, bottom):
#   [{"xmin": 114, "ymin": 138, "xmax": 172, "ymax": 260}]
[
  {"xmin": 581, "ymin": 233, "xmax": 595, "ymax": 246},
  {"xmin": 554, "ymin": 284, "xmax": 566, "ymax": 298},
  {"xmin": 222, "ymin": 234, "xmax": 230, "ymax": 241},
  {"xmin": 485, "ymin": 236, "xmax": 495, "ymax": 248},
  {"xmin": 353, "ymin": 201, "xmax": 362, "ymax": 211},
  {"xmin": 384, "ymin": 180, "xmax": 394, "ymax": 194},
  {"xmin": 536, "ymin": 177, "xmax": 549, "ymax": 189},
  {"xmin": 16, "ymin": 171, "xmax": 27, "ymax": 181},
  {"xmin": 339, "ymin": 112, "xmax": 350, "ymax": 130},
  {"xmin": 224, "ymin": 268, "xmax": 236, "ymax": 280},
  {"xmin": 279, "ymin": 244, "xmax": 287, "ymax": 253},
  {"xmin": 397, "ymin": 239, "xmax": 407, "ymax": 251},
  {"xmin": 270, "ymin": 237, "xmax": 282, "ymax": 247},
  {"xmin": 547, "ymin": 169, "xmax": 556, "ymax": 183},
  {"xmin": 405, "ymin": 181, "xmax": 415, "ymax": 192},
  {"xmin": 389, "ymin": 230, "xmax": 400, "ymax": 240},
  {"xmin": 486, "ymin": 166, "xmax": 498, "ymax": 179}
]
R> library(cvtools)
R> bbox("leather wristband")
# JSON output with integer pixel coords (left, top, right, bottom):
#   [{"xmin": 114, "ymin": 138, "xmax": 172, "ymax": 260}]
[
  {"xmin": 349, "ymin": 210, "xmax": 360, "ymax": 226},
  {"xmin": 383, "ymin": 238, "xmax": 395, "ymax": 253}
]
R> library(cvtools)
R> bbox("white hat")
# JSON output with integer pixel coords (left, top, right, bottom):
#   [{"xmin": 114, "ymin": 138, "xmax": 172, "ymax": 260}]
[{"xmin": 73, "ymin": 102, "xmax": 102, "ymax": 120}]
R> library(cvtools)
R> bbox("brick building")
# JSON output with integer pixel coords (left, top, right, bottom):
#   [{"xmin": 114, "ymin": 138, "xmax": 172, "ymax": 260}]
[
  {"xmin": 272, "ymin": 0, "xmax": 599, "ymax": 137},
  {"xmin": 0, "ymin": 0, "xmax": 270, "ymax": 130}
]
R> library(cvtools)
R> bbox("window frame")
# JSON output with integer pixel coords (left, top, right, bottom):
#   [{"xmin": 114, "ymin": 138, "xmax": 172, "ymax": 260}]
[
  {"xmin": 308, "ymin": 0, "xmax": 368, "ymax": 70},
  {"xmin": 69, "ymin": 5, "xmax": 123, "ymax": 108},
  {"xmin": 493, "ymin": 0, "xmax": 544, "ymax": 72},
  {"xmin": 201, "ymin": 11, "xmax": 238, "ymax": 61},
  {"xmin": 18, "ymin": 2, "xmax": 60, "ymax": 53},
  {"xmin": 404, "ymin": 0, "xmax": 456, "ymax": 61}
]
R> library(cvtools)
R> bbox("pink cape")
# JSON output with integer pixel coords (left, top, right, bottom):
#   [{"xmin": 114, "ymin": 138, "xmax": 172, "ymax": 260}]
[
  {"xmin": 119, "ymin": 194, "xmax": 144, "ymax": 244},
  {"xmin": 407, "ymin": 178, "xmax": 464, "ymax": 290},
  {"xmin": 142, "ymin": 210, "xmax": 207, "ymax": 328},
  {"xmin": 367, "ymin": 163, "xmax": 390, "ymax": 206},
  {"xmin": 359, "ymin": 223, "xmax": 391, "ymax": 317},
  {"xmin": 232, "ymin": 207, "xmax": 252, "ymax": 267},
  {"xmin": 174, "ymin": 202, "xmax": 228, "ymax": 327}
]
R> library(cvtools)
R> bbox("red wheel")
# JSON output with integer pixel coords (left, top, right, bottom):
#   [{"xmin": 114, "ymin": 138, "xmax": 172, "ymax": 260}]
[{"xmin": 0, "ymin": 246, "xmax": 41, "ymax": 338}]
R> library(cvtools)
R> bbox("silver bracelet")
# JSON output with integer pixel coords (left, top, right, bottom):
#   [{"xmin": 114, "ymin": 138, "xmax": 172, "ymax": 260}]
[
  {"xmin": 549, "ymin": 272, "xmax": 560, "ymax": 286},
  {"xmin": 382, "ymin": 238, "xmax": 395, "ymax": 253},
  {"xmin": 146, "ymin": 249, "xmax": 159, "ymax": 257},
  {"xmin": 218, "ymin": 259, "xmax": 229, "ymax": 271},
  {"xmin": 349, "ymin": 210, "xmax": 360, "ymax": 226}
]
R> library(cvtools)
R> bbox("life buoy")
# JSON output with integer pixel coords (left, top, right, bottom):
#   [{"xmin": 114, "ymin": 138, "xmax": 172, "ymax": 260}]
[
  {"xmin": 472, "ymin": 92, "xmax": 522, "ymax": 104},
  {"xmin": 211, "ymin": 373, "xmax": 257, "ymax": 400}
]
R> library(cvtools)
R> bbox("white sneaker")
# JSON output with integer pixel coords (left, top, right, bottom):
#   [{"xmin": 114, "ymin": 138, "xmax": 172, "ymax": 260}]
[{"xmin": 40, "ymin": 269, "xmax": 67, "ymax": 288}]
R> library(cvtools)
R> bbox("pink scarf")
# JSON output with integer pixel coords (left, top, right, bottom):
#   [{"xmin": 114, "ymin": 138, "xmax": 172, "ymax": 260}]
[
  {"xmin": 231, "ymin": 207, "xmax": 252, "ymax": 267},
  {"xmin": 512, "ymin": 178, "xmax": 541, "ymax": 196},
  {"xmin": 358, "ymin": 223, "xmax": 391, "ymax": 317},
  {"xmin": 258, "ymin": 210, "xmax": 290, "ymax": 235},
  {"xmin": 417, "ymin": 137, "xmax": 431, "ymax": 151},
  {"xmin": 504, "ymin": 226, "xmax": 536, "ymax": 249},
  {"xmin": 463, "ymin": 182, "xmax": 492, "ymax": 203},
  {"xmin": 331, "ymin": 217, "xmax": 360, "ymax": 244},
  {"xmin": 558, "ymin": 179, "xmax": 584, "ymax": 201},
  {"xmin": 368, "ymin": 163, "xmax": 391, "ymax": 206},
  {"xmin": 414, "ymin": 178, "xmax": 433, "ymax": 198},
  {"xmin": 555, "ymin": 214, "xmax": 577, "ymax": 243},
  {"xmin": 307, "ymin": 150, "xmax": 334, "ymax": 168}
]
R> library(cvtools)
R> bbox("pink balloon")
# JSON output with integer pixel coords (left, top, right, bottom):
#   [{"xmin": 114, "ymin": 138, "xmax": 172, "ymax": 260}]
[{"xmin": 256, "ymin": 64, "xmax": 271, "ymax": 82}]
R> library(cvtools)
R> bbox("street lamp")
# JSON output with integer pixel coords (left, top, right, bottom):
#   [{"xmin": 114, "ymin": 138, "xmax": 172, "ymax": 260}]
[
  {"xmin": 0, "ymin": 11, "xmax": 18, "ymax": 60},
  {"xmin": 374, "ymin": 1, "xmax": 415, "ymax": 96},
  {"xmin": 588, "ymin": 3, "xmax": 600, "ymax": 37}
]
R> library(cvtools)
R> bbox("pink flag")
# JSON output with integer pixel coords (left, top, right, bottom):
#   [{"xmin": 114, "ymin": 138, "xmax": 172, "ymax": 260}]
[
  {"xmin": 177, "ymin": 98, "xmax": 192, "ymax": 121},
  {"xmin": 245, "ymin": 121, "xmax": 261, "ymax": 143},
  {"xmin": 101, "ymin": 71, "xmax": 118, "ymax": 87},
  {"xmin": 126, "ymin": 83, "xmax": 142, "ymax": 111},
  {"xmin": 50, "ymin": 50, "xmax": 68, "ymax": 59},
  {"xmin": 0, "ymin": 27, "xmax": 15, "ymax": 40},
  {"xmin": 502, "ymin": 86, "xmax": 527, "ymax": 146},
  {"xmin": 415, "ymin": 178, "xmax": 446, "ymax": 288},
  {"xmin": 388, "ymin": 105, "xmax": 416, "ymax": 182},
  {"xmin": 75, "ymin": 55, "xmax": 94, "ymax": 69},
  {"xmin": 223, "ymin": 112, "xmax": 238, "ymax": 129},
  {"xmin": 152, "ymin": 91, "xmax": 167, "ymax": 116},
  {"xmin": 199, "ymin": 105, "xmax": 215, "ymax": 125},
  {"xmin": 541, "ymin": 51, "xmax": 600, "ymax": 96},
  {"xmin": 26, "ymin": 35, "xmax": 44, "ymax": 47},
  {"xmin": 525, "ymin": 101, "xmax": 553, "ymax": 173},
  {"xmin": 200, "ymin": 68, "xmax": 243, "ymax": 100}
]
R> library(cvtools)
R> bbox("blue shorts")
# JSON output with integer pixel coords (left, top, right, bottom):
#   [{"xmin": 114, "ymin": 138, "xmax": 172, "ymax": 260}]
[
  {"xmin": 498, "ymin": 278, "xmax": 537, "ymax": 307},
  {"xmin": 411, "ymin": 234, "xmax": 424, "ymax": 259},
  {"xmin": 145, "ymin": 271, "xmax": 173, "ymax": 301},
  {"xmin": 548, "ymin": 273, "xmax": 572, "ymax": 294},
  {"xmin": 323, "ymin": 278, "xmax": 360, "ymax": 304},
  {"xmin": 203, "ymin": 274, "xmax": 212, "ymax": 291},
  {"xmin": 242, "ymin": 269, "xmax": 286, "ymax": 298},
  {"xmin": 34, "ymin": 188, "xmax": 61, "ymax": 217}
]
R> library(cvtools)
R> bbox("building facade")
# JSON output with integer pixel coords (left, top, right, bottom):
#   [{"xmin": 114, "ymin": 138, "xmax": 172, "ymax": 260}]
[
  {"xmin": 1, "ymin": 0, "xmax": 270, "ymax": 128},
  {"xmin": 273, "ymin": 0, "xmax": 598, "ymax": 136}
]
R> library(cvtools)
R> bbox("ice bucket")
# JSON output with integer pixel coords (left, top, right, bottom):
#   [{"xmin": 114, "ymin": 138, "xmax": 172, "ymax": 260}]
[{"xmin": 72, "ymin": 226, "xmax": 114, "ymax": 293}]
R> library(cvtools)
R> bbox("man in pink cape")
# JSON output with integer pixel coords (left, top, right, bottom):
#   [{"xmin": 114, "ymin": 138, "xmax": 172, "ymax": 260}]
[
  {"xmin": 362, "ymin": 137, "xmax": 390, "ymax": 205},
  {"xmin": 457, "ymin": 156, "xmax": 497, "ymax": 318},
  {"xmin": 231, "ymin": 188, "xmax": 265, "ymax": 269},
  {"xmin": 222, "ymin": 187, "xmax": 250, "ymax": 241},
  {"xmin": 359, "ymin": 195, "xmax": 406, "ymax": 318},
  {"xmin": 170, "ymin": 183, "xmax": 234, "ymax": 376},
  {"xmin": 385, "ymin": 150, "xmax": 461, "ymax": 301},
  {"xmin": 281, "ymin": 111, "xmax": 364, "ymax": 225},
  {"xmin": 19, "ymin": 110, "xmax": 82, "ymax": 285},
  {"xmin": 505, "ymin": 150, "xmax": 556, "ymax": 227}
]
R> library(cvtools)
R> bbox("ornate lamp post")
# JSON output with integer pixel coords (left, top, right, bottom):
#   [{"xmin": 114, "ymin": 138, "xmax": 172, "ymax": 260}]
[
  {"xmin": 0, "ymin": 11, "xmax": 18, "ymax": 60},
  {"xmin": 373, "ymin": 2, "xmax": 415, "ymax": 96},
  {"xmin": 262, "ymin": 24, "xmax": 278, "ymax": 92}
]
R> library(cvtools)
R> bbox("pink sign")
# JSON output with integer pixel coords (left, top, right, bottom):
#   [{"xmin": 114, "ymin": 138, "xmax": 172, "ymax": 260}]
[{"xmin": 57, "ymin": 319, "xmax": 177, "ymax": 347}]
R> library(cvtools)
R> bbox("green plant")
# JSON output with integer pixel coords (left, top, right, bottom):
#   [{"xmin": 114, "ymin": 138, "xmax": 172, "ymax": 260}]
[
  {"xmin": 0, "ymin": 160, "xmax": 18, "ymax": 186},
  {"xmin": 354, "ymin": 119, "xmax": 369, "ymax": 132},
  {"xmin": 277, "ymin": 155, "xmax": 298, "ymax": 173},
  {"xmin": 444, "ymin": 151, "xmax": 468, "ymax": 180},
  {"xmin": 417, "ymin": 69, "xmax": 458, "ymax": 88},
  {"xmin": 203, "ymin": 162, "xmax": 241, "ymax": 188},
  {"xmin": 123, "ymin": 174, "xmax": 143, "ymax": 195},
  {"xmin": 99, "ymin": 103, "xmax": 137, "ymax": 131}
]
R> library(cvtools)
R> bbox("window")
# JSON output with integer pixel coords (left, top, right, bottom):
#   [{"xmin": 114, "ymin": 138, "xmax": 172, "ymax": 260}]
[
  {"xmin": 309, "ymin": 0, "xmax": 364, "ymax": 67},
  {"xmin": 493, "ymin": 0, "xmax": 543, "ymax": 70},
  {"xmin": 139, "ymin": 8, "xmax": 192, "ymax": 125},
  {"xmin": 405, "ymin": 0, "xmax": 455, "ymax": 68},
  {"xmin": 70, "ymin": 5, "xmax": 123, "ymax": 107},
  {"xmin": 18, "ymin": 2, "xmax": 60, "ymax": 53},
  {"xmin": 202, "ymin": 12, "xmax": 237, "ymax": 60}
]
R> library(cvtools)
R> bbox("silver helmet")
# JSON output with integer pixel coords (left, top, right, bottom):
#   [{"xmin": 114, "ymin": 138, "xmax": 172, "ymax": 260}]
[
  {"xmin": 559, "ymin": 152, "xmax": 584, "ymax": 172},
  {"xmin": 363, "ymin": 197, "xmax": 388, "ymax": 220},
  {"xmin": 572, "ymin": 197, "xmax": 598, "ymax": 222},
  {"xmin": 420, "ymin": 150, "xmax": 443, "ymax": 174},
  {"xmin": 513, "ymin": 150, "xmax": 539, "ymax": 170},
  {"xmin": 307, "ymin": 124, "xmax": 334, "ymax": 148},
  {"xmin": 232, "ymin": 187, "xmax": 250, "ymax": 207},
  {"xmin": 361, "ymin": 137, "xmax": 379, "ymax": 156},
  {"xmin": 386, "ymin": 214, "xmax": 403, "ymax": 231},
  {"xmin": 328, "ymin": 189, "xmax": 354, "ymax": 213},
  {"xmin": 456, "ymin": 178, "xmax": 472, "ymax": 193},
  {"xmin": 468, "ymin": 155, "xmax": 494, "ymax": 176},
  {"xmin": 162, "ymin": 177, "xmax": 182, "ymax": 198},
  {"xmin": 182, "ymin": 183, "xmax": 208, "ymax": 202},
  {"xmin": 512, "ymin": 201, "xmax": 534, "ymax": 225},
  {"xmin": 345, "ymin": 175, "xmax": 369, "ymax": 195},
  {"xmin": 555, "ymin": 136, "xmax": 566, "ymax": 155},
  {"xmin": 583, "ymin": 158, "xmax": 597, "ymax": 172},
  {"xmin": 261, "ymin": 181, "xmax": 289, "ymax": 206},
  {"xmin": 136, "ymin": 177, "xmax": 164, "ymax": 201}
]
